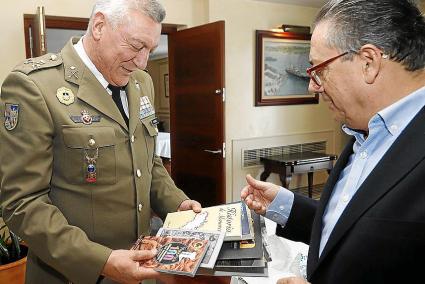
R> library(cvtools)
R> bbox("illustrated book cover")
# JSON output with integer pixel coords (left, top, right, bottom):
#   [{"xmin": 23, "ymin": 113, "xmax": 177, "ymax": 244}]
[
  {"xmin": 157, "ymin": 228, "xmax": 225, "ymax": 269},
  {"xmin": 163, "ymin": 202, "xmax": 253, "ymax": 241},
  {"xmin": 131, "ymin": 235, "xmax": 209, "ymax": 277}
]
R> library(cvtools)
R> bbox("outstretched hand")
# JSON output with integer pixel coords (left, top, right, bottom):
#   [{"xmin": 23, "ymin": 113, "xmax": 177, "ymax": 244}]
[{"xmin": 240, "ymin": 174, "xmax": 281, "ymax": 215}]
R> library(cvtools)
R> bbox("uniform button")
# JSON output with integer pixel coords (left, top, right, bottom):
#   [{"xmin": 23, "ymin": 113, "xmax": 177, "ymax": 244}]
[
  {"xmin": 88, "ymin": 138, "xmax": 96, "ymax": 147},
  {"xmin": 279, "ymin": 205, "xmax": 285, "ymax": 211},
  {"xmin": 138, "ymin": 203, "xmax": 143, "ymax": 212},
  {"xmin": 131, "ymin": 135, "xmax": 135, "ymax": 143},
  {"xmin": 390, "ymin": 124, "xmax": 398, "ymax": 132},
  {"xmin": 342, "ymin": 194, "xmax": 350, "ymax": 203},
  {"xmin": 136, "ymin": 169, "xmax": 142, "ymax": 177},
  {"xmin": 273, "ymin": 214, "xmax": 278, "ymax": 220},
  {"xmin": 360, "ymin": 151, "xmax": 368, "ymax": 159}
]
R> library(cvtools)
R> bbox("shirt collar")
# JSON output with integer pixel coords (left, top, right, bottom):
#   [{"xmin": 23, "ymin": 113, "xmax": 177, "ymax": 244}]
[
  {"xmin": 343, "ymin": 85, "xmax": 425, "ymax": 139},
  {"xmin": 73, "ymin": 37, "xmax": 109, "ymax": 90}
]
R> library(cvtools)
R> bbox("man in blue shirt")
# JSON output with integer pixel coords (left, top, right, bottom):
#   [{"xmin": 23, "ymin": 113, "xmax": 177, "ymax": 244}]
[{"xmin": 242, "ymin": 0, "xmax": 425, "ymax": 283}]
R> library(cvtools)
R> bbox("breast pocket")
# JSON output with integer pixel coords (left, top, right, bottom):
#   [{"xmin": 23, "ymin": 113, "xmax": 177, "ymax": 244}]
[
  {"xmin": 61, "ymin": 126, "xmax": 117, "ymax": 184},
  {"xmin": 140, "ymin": 117, "xmax": 158, "ymax": 172}
]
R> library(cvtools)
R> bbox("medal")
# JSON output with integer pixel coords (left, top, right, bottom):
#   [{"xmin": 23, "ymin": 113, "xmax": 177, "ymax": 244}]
[{"xmin": 85, "ymin": 148, "xmax": 98, "ymax": 183}]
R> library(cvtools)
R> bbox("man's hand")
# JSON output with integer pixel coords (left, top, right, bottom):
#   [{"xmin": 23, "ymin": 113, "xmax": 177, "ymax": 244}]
[
  {"xmin": 240, "ymin": 174, "xmax": 281, "ymax": 215},
  {"xmin": 177, "ymin": 199, "xmax": 202, "ymax": 213},
  {"xmin": 277, "ymin": 277, "xmax": 310, "ymax": 284},
  {"xmin": 101, "ymin": 249, "xmax": 160, "ymax": 284}
]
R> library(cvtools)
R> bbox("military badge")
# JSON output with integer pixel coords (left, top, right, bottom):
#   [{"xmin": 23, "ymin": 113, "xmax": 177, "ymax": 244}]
[
  {"xmin": 4, "ymin": 103, "xmax": 19, "ymax": 131},
  {"xmin": 139, "ymin": 96, "xmax": 155, "ymax": 120},
  {"xmin": 85, "ymin": 148, "xmax": 98, "ymax": 183},
  {"xmin": 70, "ymin": 110, "xmax": 101, "ymax": 124},
  {"xmin": 56, "ymin": 87, "xmax": 75, "ymax": 106}
]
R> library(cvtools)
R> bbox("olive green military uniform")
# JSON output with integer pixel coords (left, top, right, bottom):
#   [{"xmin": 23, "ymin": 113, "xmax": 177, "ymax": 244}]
[{"xmin": 0, "ymin": 38, "xmax": 188, "ymax": 284}]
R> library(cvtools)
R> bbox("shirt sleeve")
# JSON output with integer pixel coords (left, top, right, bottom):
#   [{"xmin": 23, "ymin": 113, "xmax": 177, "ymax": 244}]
[{"xmin": 265, "ymin": 187, "xmax": 294, "ymax": 227}]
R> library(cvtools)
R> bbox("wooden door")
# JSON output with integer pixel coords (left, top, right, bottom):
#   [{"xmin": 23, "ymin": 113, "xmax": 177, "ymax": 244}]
[{"xmin": 168, "ymin": 21, "xmax": 225, "ymax": 207}]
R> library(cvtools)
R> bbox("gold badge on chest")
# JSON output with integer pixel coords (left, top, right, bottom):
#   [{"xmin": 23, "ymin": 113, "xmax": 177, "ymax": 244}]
[{"xmin": 56, "ymin": 87, "xmax": 75, "ymax": 106}]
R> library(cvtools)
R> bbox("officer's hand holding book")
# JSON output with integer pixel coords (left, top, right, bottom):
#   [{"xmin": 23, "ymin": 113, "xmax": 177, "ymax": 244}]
[
  {"xmin": 177, "ymin": 199, "xmax": 202, "ymax": 213},
  {"xmin": 241, "ymin": 174, "xmax": 280, "ymax": 215},
  {"xmin": 101, "ymin": 249, "xmax": 160, "ymax": 283}
]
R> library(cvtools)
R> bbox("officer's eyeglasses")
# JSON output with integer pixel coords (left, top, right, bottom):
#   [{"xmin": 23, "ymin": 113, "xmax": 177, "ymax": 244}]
[{"xmin": 306, "ymin": 51, "xmax": 349, "ymax": 87}]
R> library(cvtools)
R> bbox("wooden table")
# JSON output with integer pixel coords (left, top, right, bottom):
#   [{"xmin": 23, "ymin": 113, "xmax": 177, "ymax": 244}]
[{"xmin": 260, "ymin": 152, "xmax": 337, "ymax": 198}]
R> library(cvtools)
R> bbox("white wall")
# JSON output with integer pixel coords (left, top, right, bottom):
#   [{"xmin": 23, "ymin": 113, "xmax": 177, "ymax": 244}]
[{"xmin": 207, "ymin": 0, "xmax": 344, "ymax": 201}]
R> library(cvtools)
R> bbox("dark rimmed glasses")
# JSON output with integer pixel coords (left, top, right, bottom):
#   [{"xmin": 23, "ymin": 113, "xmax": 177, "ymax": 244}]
[{"xmin": 306, "ymin": 51, "xmax": 349, "ymax": 87}]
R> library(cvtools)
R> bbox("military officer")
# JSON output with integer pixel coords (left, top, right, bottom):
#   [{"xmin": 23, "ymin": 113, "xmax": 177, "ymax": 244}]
[{"xmin": 0, "ymin": 0, "xmax": 201, "ymax": 283}]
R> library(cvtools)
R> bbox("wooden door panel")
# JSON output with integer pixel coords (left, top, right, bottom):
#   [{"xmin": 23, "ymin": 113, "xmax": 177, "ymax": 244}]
[{"xmin": 169, "ymin": 21, "xmax": 225, "ymax": 207}]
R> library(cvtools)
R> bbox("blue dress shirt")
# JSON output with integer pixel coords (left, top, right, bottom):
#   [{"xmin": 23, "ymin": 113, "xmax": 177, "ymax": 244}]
[{"xmin": 265, "ymin": 86, "xmax": 425, "ymax": 256}]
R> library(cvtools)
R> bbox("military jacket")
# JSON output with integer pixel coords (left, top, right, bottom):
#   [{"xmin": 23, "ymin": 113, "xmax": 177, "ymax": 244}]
[{"xmin": 0, "ymin": 38, "xmax": 188, "ymax": 284}]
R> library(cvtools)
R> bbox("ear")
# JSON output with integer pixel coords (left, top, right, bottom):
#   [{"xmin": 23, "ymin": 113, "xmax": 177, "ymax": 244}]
[
  {"xmin": 358, "ymin": 44, "xmax": 384, "ymax": 84},
  {"xmin": 91, "ymin": 12, "xmax": 107, "ymax": 41}
]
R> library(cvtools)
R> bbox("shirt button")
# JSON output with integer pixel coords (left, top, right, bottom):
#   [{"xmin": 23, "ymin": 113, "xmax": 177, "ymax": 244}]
[
  {"xmin": 136, "ymin": 169, "xmax": 142, "ymax": 177},
  {"xmin": 131, "ymin": 135, "xmax": 135, "ymax": 143},
  {"xmin": 279, "ymin": 205, "xmax": 285, "ymax": 211},
  {"xmin": 273, "ymin": 214, "xmax": 278, "ymax": 220},
  {"xmin": 360, "ymin": 151, "xmax": 368, "ymax": 159},
  {"xmin": 390, "ymin": 124, "xmax": 398, "ymax": 132},
  {"xmin": 342, "ymin": 194, "xmax": 350, "ymax": 203},
  {"xmin": 88, "ymin": 138, "xmax": 96, "ymax": 147},
  {"xmin": 138, "ymin": 203, "xmax": 143, "ymax": 212}
]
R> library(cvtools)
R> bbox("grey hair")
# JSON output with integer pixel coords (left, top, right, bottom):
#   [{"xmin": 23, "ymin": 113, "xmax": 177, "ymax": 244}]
[
  {"xmin": 87, "ymin": 0, "xmax": 165, "ymax": 33},
  {"xmin": 313, "ymin": 0, "xmax": 425, "ymax": 71}
]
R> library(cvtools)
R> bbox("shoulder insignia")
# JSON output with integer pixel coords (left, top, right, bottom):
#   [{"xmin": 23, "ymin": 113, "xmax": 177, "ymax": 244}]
[
  {"xmin": 4, "ymin": 103, "xmax": 20, "ymax": 131},
  {"xmin": 13, "ymin": 53, "xmax": 63, "ymax": 75}
]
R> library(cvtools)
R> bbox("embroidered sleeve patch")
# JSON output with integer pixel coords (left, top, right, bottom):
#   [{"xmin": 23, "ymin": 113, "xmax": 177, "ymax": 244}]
[{"xmin": 4, "ymin": 103, "xmax": 20, "ymax": 131}]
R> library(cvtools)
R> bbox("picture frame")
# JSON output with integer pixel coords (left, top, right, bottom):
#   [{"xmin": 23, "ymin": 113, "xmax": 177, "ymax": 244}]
[
  {"xmin": 164, "ymin": 73, "xmax": 169, "ymax": 98},
  {"xmin": 255, "ymin": 30, "xmax": 318, "ymax": 106}
]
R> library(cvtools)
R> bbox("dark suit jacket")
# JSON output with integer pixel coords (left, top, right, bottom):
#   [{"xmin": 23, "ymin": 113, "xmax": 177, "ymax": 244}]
[{"xmin": 277, "ymin": 107, "xmax": 425, "ymax": 284}]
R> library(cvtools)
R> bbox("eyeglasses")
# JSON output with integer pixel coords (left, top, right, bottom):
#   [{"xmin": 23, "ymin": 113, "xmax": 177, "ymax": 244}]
[{"xmin": 306, "ymin": 51, "xmax": 349, "ymax": 87}]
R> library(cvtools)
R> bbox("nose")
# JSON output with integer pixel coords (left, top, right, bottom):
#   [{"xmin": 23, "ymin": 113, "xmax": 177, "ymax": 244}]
[
  {"xmin": 308, "ymin": 79, "xmax": 324, "ymax": 94},
  {"xmin": 133, "ymin": 49, "xmax": 150, "ymax": 70}
]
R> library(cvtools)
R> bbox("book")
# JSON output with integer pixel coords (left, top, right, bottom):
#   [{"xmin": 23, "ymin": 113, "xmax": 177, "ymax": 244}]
[
  {"xmin": 163, "ymin": 202, "xmax": 253, "ymax": 241},
  {"xmin": 131, "ymin": 235, "xmax": 209, "ymax": 277},
  {"xmin": 156, "ymin": 228, "xmax": 225, "ymax": 269},
  {"xmin": 217, "ymin": 211, "xmax": 263, "ymax": 260}
]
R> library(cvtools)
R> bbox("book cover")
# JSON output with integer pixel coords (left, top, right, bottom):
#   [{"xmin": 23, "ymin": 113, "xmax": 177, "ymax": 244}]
[
  {"xmin": 132, "ymin": 235, "xmax": 209, "ymax": 277},
  {"xmin": 163, "ymin": 202, "xmax": 251, "ymax": 241},
  {"xmin": 217, "ymin": 211, "xmax": 263, "ymax": 260},
  {"xmin": 156, "ymin": 228, "xmax": 224, "ymax": 269}
]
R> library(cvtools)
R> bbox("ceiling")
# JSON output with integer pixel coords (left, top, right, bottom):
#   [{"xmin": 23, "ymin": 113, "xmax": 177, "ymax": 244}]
[{"xmin": 253, "ymin": 0, "xmax": 327, "ymax": 8}]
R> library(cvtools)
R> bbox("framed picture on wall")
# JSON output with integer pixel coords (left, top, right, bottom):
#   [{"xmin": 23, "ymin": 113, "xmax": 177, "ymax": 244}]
[
  {"xmin": 255, "ymin": 30, "xmax": 318, "ymax": 106},
  {"xmin": 164, "ymin": 73, "xmax": 169, "ymax": 98}
]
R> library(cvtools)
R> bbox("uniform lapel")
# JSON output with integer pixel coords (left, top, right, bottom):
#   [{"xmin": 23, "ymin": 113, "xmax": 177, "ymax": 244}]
[
  {"xmin": 312, "ymin": 107, "xmax": 425, "ymax": 275},
  {"xmin": 307, "ymin": 139, "xmax": 354, "ymax": 277},
  {"xmin": 60, "ymin": 38, "xmax": 128, "ymax": 131},
  {"xmin": 126, "ymin": 78, "xmax": 142, "ymax": 136}
]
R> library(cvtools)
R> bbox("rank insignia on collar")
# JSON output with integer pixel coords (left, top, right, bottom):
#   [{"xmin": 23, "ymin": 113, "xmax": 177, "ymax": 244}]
[
  {"xmin": 70, "ymin": 110, "xmax": 101, "ymax": 125},
  {"xmin": 4, "ymin": 103, "xmax": 19, "ymax": 131},
  {"xmin": 56, "ymin": 87, "xmax": 75, "ymax": 106},
  {"xmin": 139, "ymin": 96, "xmax": 155, "ymax": 120}
]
